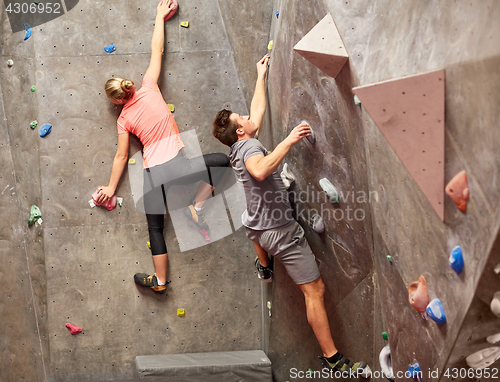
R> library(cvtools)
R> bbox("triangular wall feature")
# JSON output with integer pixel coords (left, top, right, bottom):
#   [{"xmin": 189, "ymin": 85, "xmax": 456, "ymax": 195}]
[
  {"xmin": 353, "ymin": 70, "xmax": 446, "ymax": 221},
  {"xmin": 293, "ymin": 13, "xmax": 348, "ymax": 78}
]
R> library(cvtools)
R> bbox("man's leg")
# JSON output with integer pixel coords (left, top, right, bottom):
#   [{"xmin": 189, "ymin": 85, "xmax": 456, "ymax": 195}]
[
  {"xmin": 298, "ymin": 276, "xmax": 337, "ymax": 357},
  {"xmin": 253, "ymin": 241, "xmax": 269, "ymax": 267}
]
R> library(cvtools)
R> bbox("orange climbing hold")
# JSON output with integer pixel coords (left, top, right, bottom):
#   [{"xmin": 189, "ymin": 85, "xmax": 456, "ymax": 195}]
[
  {"xmin": 445, "ymin": 170, "xmax": 469, "ymax": 212},
  {"xmin": 65, "ymin": 323, "xmax": 82, "ymax": 335},
  {"xmin": 408, "ymin": 275, "xmax": 429, "ymax": 313}
]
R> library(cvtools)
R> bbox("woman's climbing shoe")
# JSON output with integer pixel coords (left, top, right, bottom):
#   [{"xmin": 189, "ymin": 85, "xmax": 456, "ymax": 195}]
[
  {"xmin": 134, "ymin": 273, "xmax": 166, "ymax": 294},
  {"xmin": 185, "ymin": 201, "xmax": 209, "ymax": 230},
  {"xmin": 319, "ymin": 353, "xmax": 371, "ymax": 378}
]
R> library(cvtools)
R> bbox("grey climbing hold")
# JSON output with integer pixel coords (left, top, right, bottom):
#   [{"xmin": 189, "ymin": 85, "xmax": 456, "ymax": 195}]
[
  {"xmin": 301, "ymin": 120, "xmax": 315, "ymax": 144},
  {"xmin": 354, "ymin": 95, "xmax": 361, "ymax": 106},
  {"xmin": 311, "ymin": 214, "xmax": 325, "ymax": 234},
  {"xmin": 104, "ymin": 44, "xmax": 117, "ymax": 53},
  {"xmin": 280, "ymin": 163, "xmax": 295, "ymax": 189},
  {"xmin": 40, "ymin": 124, "xmax": 52, "ymax": 137},
  {"xmin": 7, "ymin": 59, "xmax": 14, "ymax": 67},
  {"xmin": 319, "ymin": 178, "xmax": 339, "ymax": 203}
]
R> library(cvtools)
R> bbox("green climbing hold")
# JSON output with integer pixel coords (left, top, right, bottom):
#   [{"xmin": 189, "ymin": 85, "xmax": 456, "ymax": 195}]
[
  {"xmin": 382, "ymin": 331, "xmax": 388, "ymax": 340},
  {"xmin": 30, "ymin": 121, "xmax": 38, "ymax": 129},
  {"xmin": 308, "ymin": 368, "xmax": 313, "ymax": 373},
  {"xmin": 28, "ymin": 205, "xmax": 42, "ymax": 226},
  {"xmin": 387, "ymin": 255, "xmax": 393, "ymax": 263},
  {"xmin": 31, "ymin": 86, "xmax": 36, "ymax": 92}
]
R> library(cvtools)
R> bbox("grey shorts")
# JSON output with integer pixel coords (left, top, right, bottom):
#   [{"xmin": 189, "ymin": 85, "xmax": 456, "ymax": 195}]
[{"xmin": 245, "ymin": 220, "xmax": 320, "ymax": 285}]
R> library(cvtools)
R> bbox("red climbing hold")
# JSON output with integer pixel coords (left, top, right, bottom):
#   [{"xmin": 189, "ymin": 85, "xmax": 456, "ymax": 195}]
[
  {"xmin": 445, "ymin": 170, "xmax": 469, "ymax": 212},
  {"xmin": 408, "ymin": 275, "xmax": 429, "ymax": 314},
  {"xmin": 92, "ymin": 190, "xmax": 117, "ymax": 211},
  {"xmin": 65, "ymin": 323, "xmax": 82, "ymax": 335},
  {"xmin": 164, "ymin": 0, "xmax": 178, "ymax": 21},
  {"xmin": 200, "ymin": 229, "xmax": 210, "ymax": 242}
]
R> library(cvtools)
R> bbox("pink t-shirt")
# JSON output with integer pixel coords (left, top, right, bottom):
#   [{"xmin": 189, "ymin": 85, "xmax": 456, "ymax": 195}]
[{"xmin": 117, "ymin": 74, "xmax": 184, "ymax": 168}]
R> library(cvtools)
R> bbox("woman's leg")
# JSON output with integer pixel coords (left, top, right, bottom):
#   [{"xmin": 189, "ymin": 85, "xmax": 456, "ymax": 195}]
[{"xmin": 192, "ymin": 153, "xmax": 230, "ymax": 208}]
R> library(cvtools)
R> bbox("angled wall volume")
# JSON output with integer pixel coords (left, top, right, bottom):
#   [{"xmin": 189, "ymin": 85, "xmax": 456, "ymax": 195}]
[
  {"xmin": 353, "ymin": 70, "xmax": 446, "ymax": 220},
  {"xmin": 293, "ymin": 13, "xmax": 348, "ymax": 78}
]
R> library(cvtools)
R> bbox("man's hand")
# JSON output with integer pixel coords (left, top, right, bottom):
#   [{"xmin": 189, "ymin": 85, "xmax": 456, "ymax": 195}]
[
  {"xmin": 157, "ymin": 0, "xmax": 173, "ymax": 20},
  {"xmin": 256, "ymin": 54, "xmax": 270, "ymax": 79},
  {"xmin": 285, "ymin": 123, "xmax": 311, "ymax": 146}
]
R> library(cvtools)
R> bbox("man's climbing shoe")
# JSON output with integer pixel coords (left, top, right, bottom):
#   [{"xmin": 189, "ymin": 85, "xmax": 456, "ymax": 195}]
[
  {"xmin": 254, "ymin": 256, "xmax": 273, "ymax": 283},
  {"xmin": 134, "ymin": 273, "xmax": 166, "ymax": 294},
  {"xmin": 185, "ymin": 201, "xmax": 209, "ymax": 230},
  {"xmin": 319, "ymin": 353, "xmax": 371, "ymax": 378}
]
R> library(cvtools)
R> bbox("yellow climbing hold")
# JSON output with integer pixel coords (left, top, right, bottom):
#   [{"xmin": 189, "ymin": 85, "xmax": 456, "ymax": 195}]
[
  {"xmin": 147, "ymin": 241, "xmax": 151, "ymax": 249},
  {"xmin": 128, "ymin": 158, "xmax": 136, "ymax": 164},
  {"xmin": 177, "ymin": 308, "xmax": 185, "ymax": 317},
  {"xmin": 268, "ymin": 40, "xmax": 274, "ymax": 50},
  {"xmin": 180, "ymin": 21, "xmax": 189, "ymax": 28},
  {"xmin": 167, "ymin": 104, "xmax": 175, "ymax": 112}
]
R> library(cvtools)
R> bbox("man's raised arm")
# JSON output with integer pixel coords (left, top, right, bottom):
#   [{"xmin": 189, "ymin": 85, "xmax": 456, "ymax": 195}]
[{"xmin": 249, "ymin": 54, "xmax": 270, "ymax": 138}]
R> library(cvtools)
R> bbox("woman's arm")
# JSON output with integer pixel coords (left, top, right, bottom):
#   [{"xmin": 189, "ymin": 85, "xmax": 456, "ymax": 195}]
[
  {"xmin": 97, "ymin": 133, "xmax": 130, "ymax": 203},
  {"xmin": 145, "ymin": 0, "xmax": 174, "ymax": 83}
]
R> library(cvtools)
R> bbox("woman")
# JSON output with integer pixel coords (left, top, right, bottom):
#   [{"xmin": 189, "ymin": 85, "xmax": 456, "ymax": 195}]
[{"xmin": 97, "ymin": 0, "xmax": 230, "ymax": 294}]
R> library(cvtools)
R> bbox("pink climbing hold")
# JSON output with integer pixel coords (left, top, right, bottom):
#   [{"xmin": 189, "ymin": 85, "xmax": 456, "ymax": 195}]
[
  {"xmin": 445, "ymin": 170, "xmax": 469, "ymax": 212},
  {"xmin": 164, "ymin": 0, "xmax": 178, "ymax": 21},
  {"xmin": 92, "ymin": 190, "xmax": 117, "ymax": 211},
  {"xmin": 408, "ymin": 275, "xmax": 430, "ymax": 314},
  {"xmin": 65, "ymin": 323, "xmax": 82, "ymax": 335},
  {"xmin": 200, "ymin": 229, "xmax": 210, "ymax": 242}
]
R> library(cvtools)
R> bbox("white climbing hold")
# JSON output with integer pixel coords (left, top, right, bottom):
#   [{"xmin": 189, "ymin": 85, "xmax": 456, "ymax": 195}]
[
  {"xmin": 487, "ymin": 333, "xmax": 500, "ymax": 344},
  {"xmin": 7, "ymin": 59, "xmax": 14, "ymax": 67},
  {"xmin": 490, "ymin": 291, "xmax": 500, "ymax": 318},
  {"xmin": 311, "ymin": 214, "xmax": 325, "ymax": 234},
  {"xmin": 379, "ymin": 344, "xmax": 395, "ymax": 381},
  {"xmin": 494, "ymin": 262, "xmax": 500, "ymax": 275},
  {"xmin": 319, "ymin": 178, "xmax": 339, "ymax": 203},
  {"xmin": 466, "ymin": 347, "xmax": 500, "ymax": 369},
  {"xmin": 280, "ymin": 163, "xmax": 295, "ymax": 190}
]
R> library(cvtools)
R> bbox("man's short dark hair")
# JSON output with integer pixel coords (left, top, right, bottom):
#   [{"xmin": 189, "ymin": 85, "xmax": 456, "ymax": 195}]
[{"xmin": 212, "ymin": 109, "xmax": 239, "ymax": 147}]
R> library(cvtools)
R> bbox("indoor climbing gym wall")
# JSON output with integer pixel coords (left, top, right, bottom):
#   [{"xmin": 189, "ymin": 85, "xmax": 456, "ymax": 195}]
[{"xmin": 2, "ymin": 0, "xmax": 500, "ymax": 382}]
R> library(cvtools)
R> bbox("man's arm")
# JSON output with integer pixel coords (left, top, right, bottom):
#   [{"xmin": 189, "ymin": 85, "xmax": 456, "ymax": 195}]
[
  {"xmin": 250, "ymin": 54, "xmax": 270, "ymax": 138},
  {"xmin": 245, "ymin": 123, "xmax": 310, "ymax": 181}
]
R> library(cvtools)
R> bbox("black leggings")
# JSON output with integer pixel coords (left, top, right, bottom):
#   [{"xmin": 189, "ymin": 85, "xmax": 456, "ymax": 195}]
[{"xmin": 145, "ymin": 150, "xmax": 230, "ymax": 255}]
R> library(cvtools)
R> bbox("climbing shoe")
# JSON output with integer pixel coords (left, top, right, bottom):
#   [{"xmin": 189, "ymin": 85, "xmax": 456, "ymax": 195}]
[
  {"xmin": 254, "ymin": 256, "xmax": 273, "ymax": 283},
  {"xmin": 319, "ymin": 353, "xmax": 371, "ymax": 378},
  {"xmin": 184, "ymin": 201, "xmax": 209, "ymax": 230},
  {"xmin": 134, "ymin": 273, "xmax": 166, "ymax": 294}
]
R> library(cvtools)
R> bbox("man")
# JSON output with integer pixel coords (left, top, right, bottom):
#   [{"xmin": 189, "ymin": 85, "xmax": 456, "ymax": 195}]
[{"xmin": 212, "ymin": 55, "xmax": 370, "ymax": 377}]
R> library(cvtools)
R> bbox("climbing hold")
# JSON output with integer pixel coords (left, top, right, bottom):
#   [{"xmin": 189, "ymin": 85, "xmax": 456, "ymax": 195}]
[
  {"xmin": 382, "ymin": 332, "xmax": 388, "ymax": 340},
  {"xmin": 494, "ymin": 262, "xmax": 500, "ymax": 275},
  {"xmin": 147, "ymin": 241, "xmax": 151, "ymax": 249},
  {"xmin": 445, "ymin": 170, "xmax": 469, "ymax": 212},
  {"xmin": 164, "ymin": 0, "xmax": 178, "ymax": 21},
  {"xmin": 466, "ymin": 347, "xmax": 500, "ymax": 369},
  {"xmin": 7, "ymin": 59, "xmax": 14, "ymax": 67},
  {"xmin": 276, "ymin": 11, "xmax": 279, "ymax": 19},
  {"xmin": 30, "ymin": 121, "xmax": 38, "ymax": 129},
  {"xmin": 426, "ymin": 299, "xmax": 447, "ymax": 324},
  {"xmin": 408, "ymin": 275, "xmax": 429, "ymax": 314},
  {"xmin": 65, "ymin": 323, "xmax": 82, "ymax": 335},
  {"xmin": 28, "ymin": 205, "xmax": 42, "ymax": 226},
  {"xmin": 354, "ymin": 95, "xmax": 361, "ymax": 106},
  {"xmin": 167, "ymin": 103, "xmax": 175, "ymax": 112},
  {"xmin": 180, "ymin": 21, "xmax": 189, "ymax": 28},
  {"xmin": 490, "ymin": 291, "xmax": 500, "ymax": 318},
  {"xmin": 307, "ymin": 368, "xmax": 313, "ymax": 373},
  {"xmin": 386, "ymin": 255, "xmax": 393, "ymax": 263},
  {"xmin": 24, "ymin": 23, "xmax": 32, "ymax": 41},
  {"xmin": 379, "ymin": 344, "xmax": 395, "ymax": 381},
  {"xmin": 268, "ymin": 40, "xmax": 274, "ymax": 50},
  {"xmin": 31, "ymin": 86, "xmax": 36, "ymax": 92},
  {"xmin": 39, "ymin": 124, "xmax": 52, "ymax": 137},
  {"xmin": 407, "ymin": 363, "xmax": 422, "ymax": 381},
  {"xmin": 280, "ymin": 163, "xmax": 295, "ymax": 190},
  {"xmin": 449, "ymin": 246, "xmax": 464, "ymax": 274},
  {"xmin": 487, "ymin": 333, "xmax": 500, "ymax": 344},
  {"xmin": 319, "ymin": 178, "xmax": 339, "ymax": 203},
  {"xmin": 117, "ymin": 197, "xmax": 123, "ymax": 207},
  {"xmin": 128, "ymin": 158, "xmax": 136, "ymax": 164},
  {"xmin": 301, "ymin": 120, "xmax": 315, "ymax": 144},
  {"xmin": 92, "ymin": 190, "xmax": 117, "ymax": 211},
  {"xmin": 200, "ymin": 229, "xmax": 210, "ymax": 242},
  {"xmin": 177, "ymin": 308, "xmax": 185, "ymax": 317},
  {"xmin": 311, "ymin": 214, "xmax": 325, "ymax": 234},
  {"xmin": 104, "ymin": 44, "xmax": 117, "ymax": 53}
]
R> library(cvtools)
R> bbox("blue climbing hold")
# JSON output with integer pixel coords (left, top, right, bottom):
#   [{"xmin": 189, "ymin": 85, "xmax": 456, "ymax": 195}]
[
  {"xmin": 40, "ymin": 124, "xmax": 52, "ymax": 137},
  {"xmin": 104, "ymin": 44, "xmax": 117, "ymax": 53},
  {"xmin": 449, "ymin": 246, "xmax": 464, "ymax": 274},
  {"xmin": 24, "ymin": 23, "xmax": 32, "ymax": 41},
  {"xmin": 407, "ymin": 363, "xmax": 422, "ymax": 381},
  {"xmin": 426, "ymin": 299, "xmax": 446, "ymax": 324},
  {"xmin": 276, "ymin": 11, "xmax": 279, "ymax": 19}
]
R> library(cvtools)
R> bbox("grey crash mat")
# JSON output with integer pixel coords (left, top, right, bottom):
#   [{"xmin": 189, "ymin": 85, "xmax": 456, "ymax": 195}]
[{"xmin": 136, "ymin": 350, "xmax": 272, "ymax": 381}]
